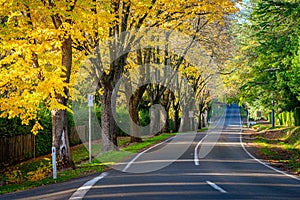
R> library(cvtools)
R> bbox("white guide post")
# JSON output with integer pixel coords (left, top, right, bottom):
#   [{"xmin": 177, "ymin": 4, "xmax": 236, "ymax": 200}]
[
  {"xmin": 52, "ymin": 146, "xmax": 57, "ymax": 179},
  {"xmin": 88, "ymin": 94, "xmax": 94, "ymax": 163}
]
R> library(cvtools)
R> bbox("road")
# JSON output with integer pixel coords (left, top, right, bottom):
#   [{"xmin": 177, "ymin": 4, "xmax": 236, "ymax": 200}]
[{"xmin": 1, "ymin": 104, "xmax": 300, "ymax": 199}]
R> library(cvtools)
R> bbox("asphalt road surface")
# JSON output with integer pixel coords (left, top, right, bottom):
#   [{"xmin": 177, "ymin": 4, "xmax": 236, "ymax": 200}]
[{"xmin": 2, "ymin": 104, "xmax": 300, "ymax": 199}]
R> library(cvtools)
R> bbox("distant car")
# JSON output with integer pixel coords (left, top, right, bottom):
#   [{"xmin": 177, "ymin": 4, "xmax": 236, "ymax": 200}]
[{"xmin": 248, "ymin": 121, "xmax": 256, "ymax": 127}]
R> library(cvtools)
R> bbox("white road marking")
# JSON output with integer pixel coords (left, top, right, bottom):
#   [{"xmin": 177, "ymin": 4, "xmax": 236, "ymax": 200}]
[
  {"xmin": 69, "ymin": 136, "xmax": 175, "ymax": 199},
  {"xmin": 237, "ymin": 108, "xmax": 300, "ymax": 181},
  {"xmin": 194, "ymin": 109, "xmax": 226, "ymax": 165},
  {"xmin": 206, "ymin": 181, "xmax": 227, "ymax": 193},
  {"xmin": 194, "ymin": 134, "xmax": 207, "ymax": 166},
  {"xmin": 122, "ymin": 136, "xmax": 175, "ymax": 172},
  {"xmin": 69, "ymin": 172, "xmax": 108, "ymax": 200}
]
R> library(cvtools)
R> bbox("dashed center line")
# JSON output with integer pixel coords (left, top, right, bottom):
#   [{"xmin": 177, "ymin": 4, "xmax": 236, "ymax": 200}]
[{"xmin": 206, "ymin": 181, "xmax": 227, "ymax": 193}]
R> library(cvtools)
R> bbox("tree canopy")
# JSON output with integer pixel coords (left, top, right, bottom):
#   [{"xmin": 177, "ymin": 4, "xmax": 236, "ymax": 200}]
[
  {"xmin": 0, "ymin": 0, "xmax": 241, "ymax": 164},
  {"xmin": 225, "ymin": 0, "xmax": 300, "ymax": 117}
]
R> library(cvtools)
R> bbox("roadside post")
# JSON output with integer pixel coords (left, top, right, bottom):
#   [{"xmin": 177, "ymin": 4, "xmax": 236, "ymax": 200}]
[
  {"xmin": 52, "ymin": 147, "xmax": 57, "ymax": 179},
  {"xmin": 88, "ymin": 94, "xmax": 94, "ymax": 163}
]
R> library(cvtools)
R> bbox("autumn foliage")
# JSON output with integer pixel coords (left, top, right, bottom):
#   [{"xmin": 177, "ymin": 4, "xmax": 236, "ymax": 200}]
[{"xmin": 0, "ymin": 0, "xmax": 240, "ymax": 165}]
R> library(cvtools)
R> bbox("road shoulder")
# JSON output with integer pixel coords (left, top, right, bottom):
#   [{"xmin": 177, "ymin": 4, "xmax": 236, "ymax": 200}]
[{"xmin": 241, "ymin": 127, "xmax": 300, "ymax": 177}]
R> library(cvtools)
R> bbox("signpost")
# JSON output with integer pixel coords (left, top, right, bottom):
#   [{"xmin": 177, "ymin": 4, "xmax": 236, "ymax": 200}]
[{"xmin": 88, "ymin": 94, "xmax": 94, "ymax": 163}]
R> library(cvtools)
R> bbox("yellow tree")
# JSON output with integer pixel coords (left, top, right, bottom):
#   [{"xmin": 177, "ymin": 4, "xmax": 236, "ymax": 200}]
[
  {"xmin": 86, "ymin": 0, "xmax": 241, "ymax": 151},
  {"xmin": 0, "ymin": 0, "xmax": 241, "ymax": 159},
  {"xmin": 0, "ymin": 0, "xmax": 108, "ymax": 168}
]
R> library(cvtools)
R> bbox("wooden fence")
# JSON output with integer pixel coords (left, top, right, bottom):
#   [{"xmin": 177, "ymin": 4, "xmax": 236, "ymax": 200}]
[
  {"xmin": 0, "ymin": 134, "xmax": 35, "ymax": 166},
  {"xmin": 0, "ymin": 125, "xmax": 86, "ymax": 167}
]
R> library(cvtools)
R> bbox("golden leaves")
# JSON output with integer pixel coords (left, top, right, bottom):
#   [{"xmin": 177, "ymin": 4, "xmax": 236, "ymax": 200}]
[
  {"xmin": 0, "ymin": 0, "xmax": 73, "ymax": 134},
  {"xmin": 0, "ymin": 0, "xmax": 241, "ymax": 134}
]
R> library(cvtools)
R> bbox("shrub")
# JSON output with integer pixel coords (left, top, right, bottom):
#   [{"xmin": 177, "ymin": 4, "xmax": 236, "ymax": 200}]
[
  {"xmin": 294, "ymin": 107, "xmax": 300, "ymax": 126},
  {"xmin": 4, "ymin": 168, "xmax": 23, "ymax": 185},
  {"xmin": 35, "ymin": 109, "xmax": 52, "ymax": 156},
  {"xmin": 27, "ymin": 161, "xmax": 52, "ymax": 182}
]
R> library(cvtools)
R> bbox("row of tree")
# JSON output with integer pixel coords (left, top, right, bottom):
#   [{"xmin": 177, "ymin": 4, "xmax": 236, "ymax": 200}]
[
  {"xmin": 225, "ymin": 0, "xmax": 300, "ymax": 120},
  {"xmin": 0, "ymin": 0, "xmax": 240, "ymax": 168}
]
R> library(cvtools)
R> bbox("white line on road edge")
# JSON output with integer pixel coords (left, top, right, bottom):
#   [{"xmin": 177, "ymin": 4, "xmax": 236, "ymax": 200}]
[
  {"xmin": 69, "ymin": 172, "xmax": 108, "ymax": 200},
  {"xmin": 122, "ymin": 136, "xmax": 175, "ymax": 172},
  {"xmin": 206, "ymin": 181, "xmax": 227, "ymax": 193},
  {"xmin": 238, "ymin": 110, "xmax": 300, "ymax": 182}
]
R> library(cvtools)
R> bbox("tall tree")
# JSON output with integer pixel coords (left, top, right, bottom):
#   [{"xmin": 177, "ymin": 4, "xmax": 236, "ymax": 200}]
[
  {"xmin": 0, "ymin": 0, "xmax": 93, "ymax": 168},
  {"xmin": 225, "ymin": 0, "xmax": 300, "ymax": 117},
  {"xmin": 94, "ymin": 0, "xmax": 241, "ymax": 151},
  {"xmin": 0, "ymin": 0, "xmax": 241, "ymax": 157}
]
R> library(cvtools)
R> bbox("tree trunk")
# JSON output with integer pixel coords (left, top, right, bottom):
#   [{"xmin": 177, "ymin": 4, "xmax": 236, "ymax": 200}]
[
  {"xmin": 202, "ymin": 110, "xmax": 208, "ymax": 128},
  {"xmin": 51, "ymin": 35, "xmax": 74, "ymax": 169},
  {"xmin": 179, "ymin": 111, "xmax": 188, "ymax": 132},
  {"xmin": 150, "ymin": 105, "xmax": 160, "ymax": 135},
  {"xmin": 173, "ymin": 102, "xmax": 180, "ymax": 132},
  {"xmin": 198, "ymin": 111, "xmax": 202, "ymax": 130},
  {"xmin": 161, "ymin": 108, "xmax": 169, "ymax": 133},
  {"xmin": 129, "ymin": 95, "xmax": 142, "ymax": 143},
  {"xmin": 101, "ymin": 86, "xmax": 118, "ymax": 152},
  {"xmin": 50, "ymin": 9, "xmax": 75, "ymax": 169},
  {"xmin": 161, "ymin": 90, "xmax": 172, "ymax": 134},
  {"xmin": 52, "ymin": 109, "xmax": 74, "ymax": 169},
  {"xmin": 179, "ymin": 100, "xmax": 194, "ymax": 132},
  {"xmin": 126, "ymin": 49, "xmax": 148, "ymax": 142}
]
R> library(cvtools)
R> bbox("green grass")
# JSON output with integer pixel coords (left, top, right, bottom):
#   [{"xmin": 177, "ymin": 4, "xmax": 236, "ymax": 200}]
[
  {"xmin": 0, "ymin": 132, "xmax": 184, "ymax": 194},
  {"xmin": 124, "ymin": 133, "xmax": 176, "ymax": 153},
  {"xmin": 71, "ymin": 143, "xmax": 102, "ymax": 164},
  {"xmin": 283, "ymin": 127, "xmax": 300, "ymax": 148},
  {"xmin": 251, "ymin": 123, "xmax": 288, "ymax": 132},
  {"xmin": 289, "ymin": 156, "xmax": 300, "ymax": 172},
  {"xmin": 198, "ymin": 127, "xmax": 209, "ymax": 132},
  {"xmin": 252, "ymin": 126, "xmax": 300, "ymax": 174},
  {"xmin": 0, "ymin": 164, "xmax": 107, "ymax": 195},
  {"xmin": 259, "ymin": 147, "xmax": 282, "ymax": 160},
  {"xmin": 93, "ymin": 150, "xmax": 132, "ymax": 165}
]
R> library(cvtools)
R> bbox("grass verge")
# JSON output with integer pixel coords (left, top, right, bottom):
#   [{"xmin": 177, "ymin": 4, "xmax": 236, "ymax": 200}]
[
  {"xmin": 245, "ymin": 126, "xmax": 300, "ymax": 175},
  {"xmin": 0, "ymin": 131, "xmax": 185, "ymax": 194}
]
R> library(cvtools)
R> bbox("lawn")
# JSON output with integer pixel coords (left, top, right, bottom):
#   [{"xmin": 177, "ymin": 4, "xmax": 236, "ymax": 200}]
[{"xmin": 0, "ymin": 132, "xmax": 180, "ymax": 194}]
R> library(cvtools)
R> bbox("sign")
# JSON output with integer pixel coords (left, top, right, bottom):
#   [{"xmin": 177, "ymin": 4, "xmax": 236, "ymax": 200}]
[
  {"xmin": 88, "ymin": 94, "xmax": 94, "ymax": 107},
  {"xmin": 52, "ymin": 147, "xmax": 57, "ymax": 179}
]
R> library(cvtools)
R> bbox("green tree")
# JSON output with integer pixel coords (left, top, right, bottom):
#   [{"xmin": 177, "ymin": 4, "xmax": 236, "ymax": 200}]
[{"xmin": 226, "ymin": 0, "xmax": 300, "ymax": 117}]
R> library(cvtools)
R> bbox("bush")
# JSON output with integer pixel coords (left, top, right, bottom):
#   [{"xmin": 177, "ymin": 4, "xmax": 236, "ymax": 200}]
[
  {"xmin": 275, "ymin": 111, "xmax": 297, "ymax": 127},
  {"xmin": 35, "ymin": 109, "xmax": 52, "ymax": 156},
  {"xmin": 294, "ymin": 107, "xmax": 300, "ymax": 126},
  {"xmin": 0, "ymin": 117, "xmax": 32, "ymax": 138},
  {"xmin": 27, "ymin": 161, "xmax": 52, "ymax": 182},
  {"xmin": 4, "ymin": 168, "xmax": 23, "ymax": 185},
  {"xmin": 139, "ymin": 108, "xmax": 151, "ymax": 127}
]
